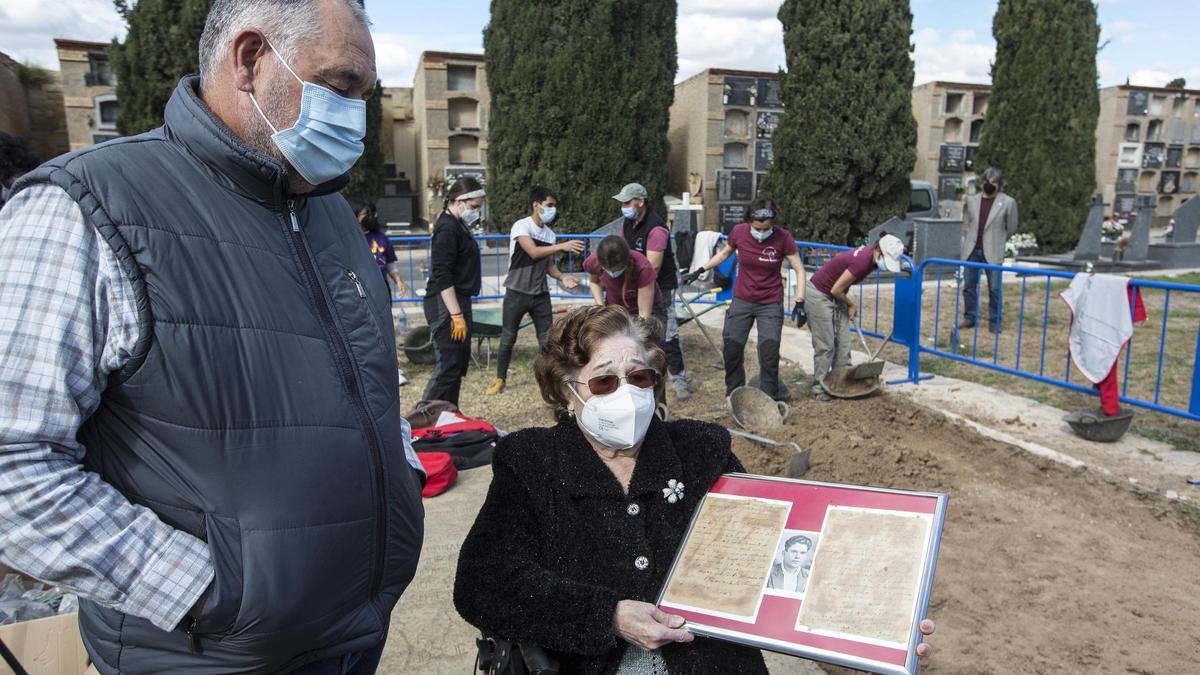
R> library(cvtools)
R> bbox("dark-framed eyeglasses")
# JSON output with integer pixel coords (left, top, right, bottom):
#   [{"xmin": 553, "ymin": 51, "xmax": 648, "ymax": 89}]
[{"xmin": 570, "ymin": 368, "xmax": 659, "ymax": 396}]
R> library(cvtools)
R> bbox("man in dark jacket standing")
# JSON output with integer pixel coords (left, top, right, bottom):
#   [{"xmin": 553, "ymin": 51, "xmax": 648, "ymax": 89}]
[
  {"xmin": 612, "ymin": 182, "xmax": 693, "ymax": 400},
  {"xmin": 0, "ymin": 1, "xmax": 425, "ymax": 673}
]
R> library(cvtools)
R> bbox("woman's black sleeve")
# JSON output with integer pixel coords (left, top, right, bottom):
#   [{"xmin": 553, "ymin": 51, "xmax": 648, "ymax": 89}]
[{"xmin": 453, "ymin": 461, "xmax": 622, "ymax": 656}]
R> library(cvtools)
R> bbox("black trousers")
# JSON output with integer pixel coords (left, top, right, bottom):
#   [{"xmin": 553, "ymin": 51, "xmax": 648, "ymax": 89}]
[
  {"xmin": 496, "ymin": 291, "xmax": 554, "ymax": 379},
  {"xmin": 722, "ymin": 297, "xmax": 785, "ymax": 398},
  {"xmin": 651, "ymin": 298, "xmax": 687, "ymax": 377},
  {"xmin": 422, "ymin": 292, "xmax": 472, "ymax": 405}
]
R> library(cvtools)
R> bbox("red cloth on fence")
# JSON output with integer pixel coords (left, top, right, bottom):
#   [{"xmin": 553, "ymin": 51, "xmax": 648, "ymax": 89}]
[{"xmin": 1095, "ymin": 286, "xmax": 1147, "ymax": 416}]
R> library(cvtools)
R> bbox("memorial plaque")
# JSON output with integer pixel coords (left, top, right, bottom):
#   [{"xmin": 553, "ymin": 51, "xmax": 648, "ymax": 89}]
[
  {"xmin": 1166, "ymin": 146, "xmax": 1183, "ymax": 168},
  {"xmin": 963, "ymin": 146, "xmax": 979, "ymax": 173},
  {"xmin": 938, "ymin": 175, "xmax": 963, "ymax": 199},
  {"xmin": 717, "ymin": 170, "xmax": 754, "ymax": 201},
  {"xmin": 1160, "ymin": 171, "xmax": 1181, "ymax": 195},
  {"xmin": 658, "ymin": 474, "xmax": 946, "ymax": 675},
  {"xmin": 724, "ymin": 76, "xmax": 756, "ymax": 106},
  {"xmin": 1114, "ymin": 193, "xmax": 1137, "ymax": 216},
  {"xmin": 1126, "ymin": 90, "xmax": 1149, "ymax": 116},
  {"xmin": 1116, "ymin": 168, "xmax": 1138, "ymax": 193},
  {"xmin": 938, "ymin": 144, "xmax": 965, "ymax": 173},
  {"xmin": 755, "ymin": 141, "xmax": 774, "ymax": 172},
  {"xmin": 1142, "ymin": 143, "xmax": 1165, "ymax": 169},
  {"xmin": 757, "ymin": 78, "xmax": 783, "ymax": 109},
  {"xmin": 719, "ymin": 203, "xmax": 747, "ymax": 233},
  {"xmin": 756, "ymin": 111, "xmax": 782, "ymax": 139}
]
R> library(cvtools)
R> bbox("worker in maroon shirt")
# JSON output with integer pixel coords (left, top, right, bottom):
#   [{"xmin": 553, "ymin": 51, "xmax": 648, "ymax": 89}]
[
  {"xmin": 959, "ymin": 166, "xmax": 1019, "ymax": 332},
  {"xmin": 806, "ymin": 235, "xmax": 905, "ymax": 400}
]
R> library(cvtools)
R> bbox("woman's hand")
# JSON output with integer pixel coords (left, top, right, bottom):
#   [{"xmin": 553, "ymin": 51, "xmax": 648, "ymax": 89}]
[
  {"xmin": 916, "ymin": 618, "xmax": 935, "ymax": 657},
  {"xmin": 612, "ymin": 600, "xmax": 694, "ymax": 650},
  {"xmin": 561, "ymin": 276, "xmax": 580, "ymax": 290}
]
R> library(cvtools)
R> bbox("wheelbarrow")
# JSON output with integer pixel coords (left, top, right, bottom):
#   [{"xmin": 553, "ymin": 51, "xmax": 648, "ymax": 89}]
[{"xmin": 820, "ymin": 317, "xmax": 893, "ymax": 400}]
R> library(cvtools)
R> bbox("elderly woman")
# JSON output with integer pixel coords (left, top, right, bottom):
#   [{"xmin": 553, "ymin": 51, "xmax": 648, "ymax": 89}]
[{"xmin": 454, "ymin": 304, "xmax": 768, "ymax": 673}]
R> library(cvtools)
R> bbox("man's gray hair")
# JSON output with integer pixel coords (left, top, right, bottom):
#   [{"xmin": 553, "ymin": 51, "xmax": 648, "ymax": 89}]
[
  {"xmin": 982, "ymin": 166, "xmax": 1004, "ymax": 184},
  {"xmin": 198, "ymin": 0, "xmax": 369, "ymax": 87}
]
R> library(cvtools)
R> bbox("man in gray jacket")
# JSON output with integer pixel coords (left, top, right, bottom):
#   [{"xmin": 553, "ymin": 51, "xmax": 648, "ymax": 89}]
[
  {"xmin": 0, "ymin": 1, "xmax": 424, "ymax": 672},
  {"xmin": 959, "ymin": 166, "xmax": 1019, "ymax": 332}
]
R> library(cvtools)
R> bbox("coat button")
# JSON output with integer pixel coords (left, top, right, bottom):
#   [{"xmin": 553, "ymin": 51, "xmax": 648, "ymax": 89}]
[
  {"xmin": 634, "ymin": 555, "xmax": 649, "ymax": 571},
  {"xmin": 627, "ymin": 503, "xmax": 640, "ymax": 516}
]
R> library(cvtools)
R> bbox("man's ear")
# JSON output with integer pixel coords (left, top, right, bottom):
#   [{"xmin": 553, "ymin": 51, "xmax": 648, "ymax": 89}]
[{"xmin": 232, "ymin": 30, "xmax": 270, "ymax": 94}]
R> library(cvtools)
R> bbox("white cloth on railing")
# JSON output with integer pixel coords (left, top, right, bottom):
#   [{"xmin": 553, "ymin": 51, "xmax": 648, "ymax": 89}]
[
  {"xmin": 1060, "ymin": 273, "xmax": 1133, "ymax": 383},
  {"xmin": 690, "ymin": 230, "xmax": 725, "ymax": 280}
]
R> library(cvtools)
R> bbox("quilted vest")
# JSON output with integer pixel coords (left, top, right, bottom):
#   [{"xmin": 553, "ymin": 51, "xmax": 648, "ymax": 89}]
[{"xmin": 15, "ymin": 76, "xmax": 424, "ymax": 673}]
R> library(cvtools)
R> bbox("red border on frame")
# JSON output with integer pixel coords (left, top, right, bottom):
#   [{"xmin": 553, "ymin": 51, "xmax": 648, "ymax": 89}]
[{"xmin": 658, "ymin": 475, "xmax": 941, "ymax": 668}]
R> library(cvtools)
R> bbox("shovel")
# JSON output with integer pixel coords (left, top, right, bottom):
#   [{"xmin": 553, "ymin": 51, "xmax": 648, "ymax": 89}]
[{"xmin": 820, "ymin": 316, "xmax": 892, "ymax": 399}]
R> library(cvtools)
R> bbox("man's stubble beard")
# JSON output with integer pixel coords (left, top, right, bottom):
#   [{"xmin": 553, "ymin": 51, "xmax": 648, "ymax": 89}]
[{"xmin": 243, "ymin": 75, "xmax": 316, "ymax": 194}]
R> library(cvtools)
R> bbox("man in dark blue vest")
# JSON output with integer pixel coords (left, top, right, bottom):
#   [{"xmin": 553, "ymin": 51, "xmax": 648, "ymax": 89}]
[{"xmin": 0, "ymin": 0, "xmax": 425, "ymax": 672}]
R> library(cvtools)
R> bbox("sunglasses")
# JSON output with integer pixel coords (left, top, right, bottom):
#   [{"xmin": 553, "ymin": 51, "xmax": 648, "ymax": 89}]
[{"xmin": 571, "ymin": 368, "xmax": 659, "ymax": 396}]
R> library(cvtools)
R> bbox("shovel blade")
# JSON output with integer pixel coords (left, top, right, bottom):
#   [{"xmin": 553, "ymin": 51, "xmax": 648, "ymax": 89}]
[{"xmin": 846, "ymin": 360, "xmax": 885, "ymax": 380}]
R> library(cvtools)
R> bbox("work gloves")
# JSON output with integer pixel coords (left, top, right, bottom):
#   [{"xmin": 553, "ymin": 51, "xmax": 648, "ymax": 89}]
[
  {"xmin": 450, "ymin": 313, "xmax": 468, "ymax": 341},
  {"xmin": 680, "ymin": 268, "xmax": 703, "ymax": 286},
  {"xmin": 793, "ymin": 300, "xmax": 807, "ymax": 328}
]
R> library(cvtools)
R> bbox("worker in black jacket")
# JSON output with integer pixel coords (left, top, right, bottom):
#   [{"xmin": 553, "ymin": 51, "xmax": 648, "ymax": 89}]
[{"xmin": 423, "ymin": 176, "xmax": 484, "ymax": 405}]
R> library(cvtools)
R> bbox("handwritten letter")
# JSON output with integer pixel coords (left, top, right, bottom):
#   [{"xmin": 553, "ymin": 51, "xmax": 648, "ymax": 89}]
[
  {"xmin": 795, "ymin": 507, "xmax": 932, "ymax": 645},
  {"xmin": 661, "ymin": 494, "xmax": 790, "ymax": 619}
]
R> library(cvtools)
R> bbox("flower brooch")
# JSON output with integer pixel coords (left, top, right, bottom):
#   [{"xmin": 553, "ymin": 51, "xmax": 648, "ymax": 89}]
[{"xmin": 662, "ymin": 479, "xmax": 685, "ymax": 504}]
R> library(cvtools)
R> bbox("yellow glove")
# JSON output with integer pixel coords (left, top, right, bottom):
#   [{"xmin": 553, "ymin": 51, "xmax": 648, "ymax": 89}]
[{"xmin": 450, "ymin": 313, "xmax": 468, "ymax": 342}]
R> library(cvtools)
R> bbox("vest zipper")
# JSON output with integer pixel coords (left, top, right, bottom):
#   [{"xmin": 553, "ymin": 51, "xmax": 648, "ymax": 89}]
[
  {"xmin": 347, "ymin": 270, "xmax": 366, "ymax": 298},
  {"xmin": 285, "ymin": 200, "xmax": 388, "ymax": 598}
]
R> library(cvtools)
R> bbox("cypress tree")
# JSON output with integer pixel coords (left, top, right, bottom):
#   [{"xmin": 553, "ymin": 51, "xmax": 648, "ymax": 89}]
[
  {"xmin": 483, "ymin": 0, "xmax": 677, "ymax": 233},
  {"xmin": 980, "ymin": 0, "xmax": 1099, "ymax": 253},
  {"xmin": 762, "ymin": 0, "xmax": 917, "ymax": 244},
  {"xmin": 110, "ymin": 0, "xmax": 212, "ymax": 135},
  {"xmin": 346, "ymin": 80, "xmax": 385, "ymax": 200}
]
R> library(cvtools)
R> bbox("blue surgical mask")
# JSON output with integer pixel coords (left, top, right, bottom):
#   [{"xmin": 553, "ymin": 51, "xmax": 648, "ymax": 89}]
[
  {"xmin": 750, "ymin": 227, "xmax": 772, "ymax": 242},
  {"xmin": 877, "ymin": 258, "xmax": 887, "ymax": 271},
  {"xmin": 540, "ymin": 206, "xmax": 557, "ymax": 224},
  {"xmin": 621, "ymin": 207, "xmax": 638, "ymax": 220},
  {"xmin": 1, "ymin": 185, "xmax": 11, "ymax": 202},
  {"xmin": 250, "ymin": 42, "xmax": 366, "ymax": 186},
  {"xmin": 606, "ymin": 269, "xmax": 624, "ymax": 278}
]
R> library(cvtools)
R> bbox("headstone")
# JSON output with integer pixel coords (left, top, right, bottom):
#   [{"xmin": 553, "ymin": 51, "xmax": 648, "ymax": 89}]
[
  {"xmin": 911, "ymin": 218, "xmax": 963, "ymax": 265},
  {"xmin": 1072, "ymin": 195, "xmax": 1106, "ymax": 261},
  {"xmin": 1126, "ymin": 194, "xmax": 1155, "ymax": 261},
  {"xmin": 867, "ymin": 216, "xmax": 910, "ymax": 246},
  {"xmin": 1169, "ymin": 197, "xmax": 1198, "ymax": 243}
]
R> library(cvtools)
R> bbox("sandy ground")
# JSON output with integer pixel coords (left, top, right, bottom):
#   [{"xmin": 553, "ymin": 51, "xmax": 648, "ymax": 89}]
[{"xmin": 383, "ymin": 305, "xmax": 1200, "ymax": 674}]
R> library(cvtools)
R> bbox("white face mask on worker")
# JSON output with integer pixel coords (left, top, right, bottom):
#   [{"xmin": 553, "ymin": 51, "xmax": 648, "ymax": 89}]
[{"xmin": 570, "ymin": 384, "xmax": 655, "ymax": 450}]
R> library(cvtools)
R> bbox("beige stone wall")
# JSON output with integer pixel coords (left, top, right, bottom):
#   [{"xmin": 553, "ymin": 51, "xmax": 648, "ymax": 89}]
[
  {"xmin": 57, "ymin": 45, "xmax": 116, "ymax": 150},
  {"xmin": 909, "ymin": 82, "xmax": 988, "ymax": 202},
  {"xmin": 0, "ymin": 53, "xmax": 69, "ymax": 162},
  {"xmin": 413, "ymin": 56, "xmax": 488, "ymax": 224},
  {"xmin": 1096, "ymin": 85, "xmax": 1200, "ymax": 224},
  {"xmin": 382, "ymin": 86, "xmax": 418, "ymax": 190}
]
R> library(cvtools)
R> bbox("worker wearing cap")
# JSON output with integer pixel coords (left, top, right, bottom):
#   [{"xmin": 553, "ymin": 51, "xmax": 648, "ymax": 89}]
[
  {"xmin": 611, "ymin": 182, "xmax": 693, "ymax": 401},
  {"xmin": 806, "ymin": 234, "xmax": 906, "ymax": 401}
]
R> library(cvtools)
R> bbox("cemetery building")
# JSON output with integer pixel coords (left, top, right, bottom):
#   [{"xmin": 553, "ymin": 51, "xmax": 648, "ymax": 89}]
[
  {"xmin": 409, "ymin": 51, "xmax": 489, "ymax": 226},
  {"xmin": 910, "ymin": 80, "xmax": 990, "ymax": 213},
  {"xmin": 54, "ymin": 39, "xmax": 119, "ymax": 151},
  {"xmin": 668, "ymin": 68, "xmax": 784, "ymax": 232},
  {"xmin": 0, "ymin": 51, "xmax": 68, "ymax": 162},
  {"xmin": 1095, "ymin": 84, "xmax": 1200, "ymax": 226}
]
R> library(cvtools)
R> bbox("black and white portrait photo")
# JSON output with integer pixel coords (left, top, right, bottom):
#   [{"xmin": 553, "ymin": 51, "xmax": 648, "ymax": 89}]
[{"xmin": 764, "ymin": 530, "xmax": 820, "ymax": 597}]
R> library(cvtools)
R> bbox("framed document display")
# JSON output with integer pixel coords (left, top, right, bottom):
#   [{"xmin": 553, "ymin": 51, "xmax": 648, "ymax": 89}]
[{"xmin": 656, "ymin": 474, "xmax": 947, "ymax": 675}]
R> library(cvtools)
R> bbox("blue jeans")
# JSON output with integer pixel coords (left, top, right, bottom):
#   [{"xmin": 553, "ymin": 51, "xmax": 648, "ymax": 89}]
[
  {"xmin": 286, "ymin": 641, "xmax": 385, "ymax": 675},
  {"xmin": 962, "ymin": 249, "xmax": 1000, "ymax": 328}
]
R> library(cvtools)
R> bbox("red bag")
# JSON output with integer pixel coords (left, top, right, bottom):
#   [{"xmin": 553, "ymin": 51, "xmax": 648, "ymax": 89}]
[
  {"xmin": 417, "ymin": 452, "xmax": 458, "ymax": 498},
  {"xmin": 411, "ymin": 415, "xmax": 498, "ymax": 439}
]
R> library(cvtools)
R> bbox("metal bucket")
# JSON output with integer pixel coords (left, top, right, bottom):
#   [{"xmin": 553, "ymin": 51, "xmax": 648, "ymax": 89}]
[
  {"xmin": 728, "ymin": 386, "xmax": 790, "ymax": 429},
  {"xmin": 1064, "ymin": 408, "xmax": 1134, "ymax": 443},
  {"xmin": 819, "ymin": 369, "xmax": 883, "ymax": 399}
]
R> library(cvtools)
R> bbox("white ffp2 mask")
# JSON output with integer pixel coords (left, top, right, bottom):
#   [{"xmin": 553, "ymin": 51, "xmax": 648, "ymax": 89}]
[{"xmin": 570, "ymin": 383, "xmax": 656, "ymax": 450}]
